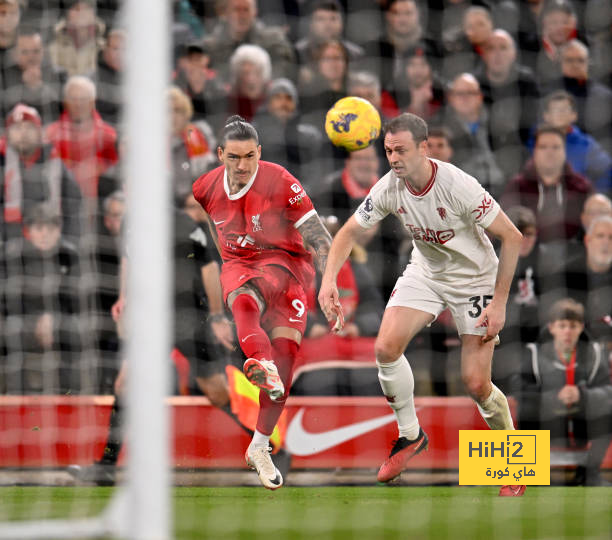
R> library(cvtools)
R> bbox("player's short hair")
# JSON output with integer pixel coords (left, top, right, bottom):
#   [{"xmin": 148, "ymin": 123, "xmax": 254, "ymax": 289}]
[
  {"xmin": 542, "ymin": 89, "xmax": 577, "ymax": 114},
  {"xmin": 534, "ymin": 123, "xmax": 566, "ymax": 144},
  {"xmin": 383, "ymin": 113, "xmax": 428, "ymax": 145},
  {"xmin": 505, "ymin": 205, "xmax": 537, "ymax": 232},
  {"xmin": 219, "ymin": 115, "xmax": 259, "ymax": 148},
  {"xmin": 548, "ymin": 298, "xmax": 584, "ymax": 324}
]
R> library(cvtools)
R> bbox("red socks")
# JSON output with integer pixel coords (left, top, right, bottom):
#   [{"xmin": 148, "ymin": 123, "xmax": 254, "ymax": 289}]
[
  {"xmin": 256, "ymin": 337, "xmax": 299, "ymax": 435},
  {"xmin": 230, "ymin": 294, "xmax": 272, "ymax": 361}
]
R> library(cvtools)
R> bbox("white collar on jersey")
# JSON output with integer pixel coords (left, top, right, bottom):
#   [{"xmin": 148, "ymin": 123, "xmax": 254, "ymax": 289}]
[{"xmin": 224, "ymin": 164, "xmax": 259, "ymax": 200}]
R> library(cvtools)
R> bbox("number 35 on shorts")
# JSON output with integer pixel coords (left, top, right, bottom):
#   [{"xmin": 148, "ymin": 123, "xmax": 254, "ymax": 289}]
[{"xmin": 467, "ymin": 295, "xmax": 493, "ymax": 319}]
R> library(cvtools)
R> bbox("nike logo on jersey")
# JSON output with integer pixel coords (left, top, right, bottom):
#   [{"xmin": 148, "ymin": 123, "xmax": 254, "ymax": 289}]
[
  {"xmin": 241, "ymin": 333, "xmax": 257, "ymax": 343},
  {"xmin": 285, "ymin": 408, "xmax": 396, "ymax": 456},
  {"xmin": 288, "ymin": 317, "xmax": 303, "ymax": 323},
  {"xmin": 214, "ymin": 219, "xmax": 225, "ymax": 225}
]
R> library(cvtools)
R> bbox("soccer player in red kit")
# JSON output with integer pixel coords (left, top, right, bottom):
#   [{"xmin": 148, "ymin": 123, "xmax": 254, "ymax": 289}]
[{"xmin": 192, "ymin": 116, "xmax": 332, "ymax": 489}]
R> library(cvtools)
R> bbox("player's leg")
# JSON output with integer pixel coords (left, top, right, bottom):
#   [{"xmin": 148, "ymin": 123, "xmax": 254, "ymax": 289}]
[
  {"xmin": 228, "ymin": 285, "xmax": 284, "ymax": 399},
  {"xmin": 460, "ymin": 335, "xmax": 514, "ymax": 430},
  {"xmin": 460, "ymin": 335, "xmax": 526, "ymax": 496},
  {"xmin": 375, "ymin": 306, "xmax": 434, "ymax": 482}
]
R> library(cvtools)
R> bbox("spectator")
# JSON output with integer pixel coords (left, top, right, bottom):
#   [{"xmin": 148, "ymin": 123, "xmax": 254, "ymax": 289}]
[
  {"xmin": 298, "ymin": 39, "xmax": 349, "ymax": 129},
  {"xmin": 538, "ymin": 90, "xmax": 612, "ymax": 196},
  {"xmin": 476, "ymin": 29, "xmax": 540, "ymax": 179},
  {"xmin": 252, "ymin": 77, "xmax": 324, "ymax": 188},
  {"xmin": 2, "ymin": 26, "xmax": 65, "ymax": 126},
  {"xmin": 533, "ymin": 0, "xmax": 579, "ymax": 87},
  {"xmin": 555, "ymin": 39, "xmax": 612, "ymax": 154},
  {"xmin": 94, "ymin": 28, "xmax": 124, "ymax": 129},
  {"xmin": 435, "ymin": 73, "xmax": 505, "ymax": 198},
  {"xmin": 45, "ymin": 75, "xmax": 119, "ymax": 204},
  {"xmin": 495, "ymin": 206, "xmax": 549, "ymax": 392},
  {"xmin": 173, "ymin": 42, "xmax": 227, "ymax": 134},
  {"xmin": 544, "ymin": 215, "xmax": 612, "ymax": 344},
  {"xmin": 362, "ymin": 0, "xmax": 441, "ymax": 96},
  {"xmin": 168, "ymin": 85, "xmax": 217, "ymax": 198},
  {"xmin": 295, "ymin": 0, "xmax": 364, "ymax": 68},
  {"xmin": 202, "ymin": 0, "xmax": 296, "ymax": 83},
  {"xmin": 426, "ymin": 126, "xmax": 453, "ymax": 163},
  {"xmin": 226, "ymin": 43, "xmax": 271, "ymax": 122},
  {"xmin": 0, "ymin": 0, "xmax": 20, "ymax": 82},
  {"xmin": 1, "ymin": 103, "xmax": 82, "ymax": 242},
  {"xmin": 48, "ymin": 0, "xmax": 106, "ymax": 77},
  {"xmin": 502, "ymin": 125, "xmax": 593, "ymax": 244},
  {"xmin": 515, "ymin": 298, "xmax": 612, "ymax": 486},
  {"xmin": 2, "ymin": 202, "xmax": 82, "ymax": 394},
  {"xmin": 565, "ymin": 193, "xmax": 612, "ymax": 263},
  {"xmin": 393, "ymin": 51, "xmax": 445, "ymax": 123},
  {"xmin": 91, "ymin": 189, "xmax": 124, "ymax": 392}
]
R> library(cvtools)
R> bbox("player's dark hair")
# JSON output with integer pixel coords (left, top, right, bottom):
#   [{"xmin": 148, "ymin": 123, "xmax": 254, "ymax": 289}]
[
  {"xmin": 383, "ymin": 112, "xmax": 428, "ymax": 145},
  {"xmin": 219, "ymin": 115, "xmax": 259, "ymax": 149},
  {"xmin": 548, "ymin": 298, "xmax": 584, "ymax": 324},
  {"xmin": 505, "ymin": 205, "xmax": 536, "ymax": 232},
  {"xmin": 534, "ymin": 123, "xmax": 566, "ymax": 144}
]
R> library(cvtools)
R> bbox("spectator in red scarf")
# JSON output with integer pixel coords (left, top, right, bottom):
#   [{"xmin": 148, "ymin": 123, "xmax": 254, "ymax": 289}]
[
  {"xmin": 45, "ymin": 75, "xmax": 118, "ymax": 203},
  {"xmin": 168, "ymin": 85, "xmax": 217, "ymax": 199},
  {"xmin": 1, "ymin": 103, "xmax": 81, "ymax": 242}
]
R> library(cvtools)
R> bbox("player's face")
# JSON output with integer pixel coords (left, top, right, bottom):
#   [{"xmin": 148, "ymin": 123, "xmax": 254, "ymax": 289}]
[
  {"xmin": 384, "ymin": 129, "xmax": 427, "ymax": 180},
  {"xmin": 218, "ymin": 138, "xmax": 261, "ymax": 188},
  {"xmin": 547, "ymin": 319, "xmax": 583, "ymax": 352}
]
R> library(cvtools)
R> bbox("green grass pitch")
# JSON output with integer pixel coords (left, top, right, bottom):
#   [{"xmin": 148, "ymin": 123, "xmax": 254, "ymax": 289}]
[{"xmin": 0, "ymin": 486, "xmax": 611, "ymax": 539}]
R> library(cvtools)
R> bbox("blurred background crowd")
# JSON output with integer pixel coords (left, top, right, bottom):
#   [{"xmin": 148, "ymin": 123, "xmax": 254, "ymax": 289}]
[{"xmin": 0, "ymin": 0, "xmax": 610, "ymax": 401}]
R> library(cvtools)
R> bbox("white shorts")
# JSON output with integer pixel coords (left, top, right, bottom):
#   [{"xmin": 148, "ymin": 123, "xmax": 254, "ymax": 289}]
[{"xmin": 386, "ymin": 264, "xmax": 496, "ymax": 336}]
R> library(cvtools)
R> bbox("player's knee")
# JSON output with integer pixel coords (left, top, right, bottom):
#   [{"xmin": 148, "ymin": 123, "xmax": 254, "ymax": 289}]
[
  {"xmin": 462, "ymin": 373, "xmax": 491, "ymax": 402},
  {"xmin": 374, "ymin": 339, "xmax": 403, "ymax": 364}
]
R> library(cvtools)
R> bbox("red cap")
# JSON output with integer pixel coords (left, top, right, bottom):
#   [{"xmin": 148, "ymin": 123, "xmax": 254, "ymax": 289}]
[{"xmin": 6, "ymin": 104, "xmax": 42, "ymax": 129}]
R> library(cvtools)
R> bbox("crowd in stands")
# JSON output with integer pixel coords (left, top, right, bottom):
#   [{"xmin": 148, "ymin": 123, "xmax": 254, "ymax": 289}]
[{"xmin": 0, "ymin": 0, "xmax": 610, "ymax": 413}]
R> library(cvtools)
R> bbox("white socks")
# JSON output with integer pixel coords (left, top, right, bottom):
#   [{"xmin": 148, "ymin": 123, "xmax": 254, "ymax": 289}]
[
  {"xmin": 250, "ymin": 430, "xmax": 270, "ymax": 449},
  {"xmin": 476, "ymin": 383, "xmax": 515, "ymax": 431},
  {"xmin": 377, "ymin": 355, "xmax": 420, "ymax": 440}
]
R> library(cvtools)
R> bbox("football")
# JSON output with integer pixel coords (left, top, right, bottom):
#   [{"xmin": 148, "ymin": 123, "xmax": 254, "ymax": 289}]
[{"xmin": 324, "ymin": 96, "xmax": 381, "ymax": 152}]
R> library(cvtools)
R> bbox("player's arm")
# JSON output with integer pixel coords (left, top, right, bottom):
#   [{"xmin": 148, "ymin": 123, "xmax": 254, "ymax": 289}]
[
  {"xmin": 201, "ymin": 261, "xmax": 234, "ymax": 350},
  {"xmin": 296, "ymin": 212, "xmax": 333, "ymax": 275},
  {"xmin": 318, "ymin": 215, "xmax": 367, "ymax": 331},
  {"xmin": 477, "ymin": 209, "xmax": 523, "ymax": 342}
]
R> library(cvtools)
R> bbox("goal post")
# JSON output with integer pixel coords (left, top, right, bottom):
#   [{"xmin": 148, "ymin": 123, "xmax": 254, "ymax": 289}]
[{"xmin": 0, "ymin": 0, "xmax": 172, "ymax": 537}]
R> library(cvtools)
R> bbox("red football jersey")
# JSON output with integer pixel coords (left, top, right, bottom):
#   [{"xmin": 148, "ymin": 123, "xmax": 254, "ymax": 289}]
[{"xmin": 192, "ymin": 161, "xmax": 316, "ymax": 298}]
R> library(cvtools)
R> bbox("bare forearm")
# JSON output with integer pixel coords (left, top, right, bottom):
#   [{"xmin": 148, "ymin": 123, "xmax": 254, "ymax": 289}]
[
  {"xmin": 493, "ymin": 236, "xmax": 521, "ymax": 305},
  {"xmin": 298, "ymin": 213, "xmax": 333, "ymax": 274}
]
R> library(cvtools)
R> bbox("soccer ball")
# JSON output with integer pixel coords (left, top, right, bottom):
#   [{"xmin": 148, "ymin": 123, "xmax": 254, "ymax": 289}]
[{"xmin": 324, "ymin": 96, "xmax": 381, "ymax": 152}]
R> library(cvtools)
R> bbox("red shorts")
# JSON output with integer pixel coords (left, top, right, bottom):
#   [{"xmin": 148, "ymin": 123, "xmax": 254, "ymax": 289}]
[{"xmin": 223, "ymin": 264, "xmax": 309, "ymax": 335}]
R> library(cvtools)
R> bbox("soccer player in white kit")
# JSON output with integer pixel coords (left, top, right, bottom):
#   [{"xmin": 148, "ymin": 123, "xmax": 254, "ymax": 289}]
[{"xmin": 318, "ymin": 113, "xmax": 527, "ymax": 497}]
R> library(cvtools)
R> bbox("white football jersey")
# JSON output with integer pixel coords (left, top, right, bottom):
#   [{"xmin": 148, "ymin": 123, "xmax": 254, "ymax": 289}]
[{"xmin": 354, "ymin": 158, "xmax": 500, "ymax": 282}]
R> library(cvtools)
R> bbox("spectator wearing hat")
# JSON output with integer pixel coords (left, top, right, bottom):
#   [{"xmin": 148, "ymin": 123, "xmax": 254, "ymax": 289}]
[
  {"xmin": 252, "ymin": 77, "xmax": 324, "ymax": 191},
  {"xmin": 1, "ymin": 103, "xmax": 82, "ymax": 243},
  {"xmin": 2, "ymin": 202, "xmax": 83, "ymax": 394},
  {"xmin": 173, "ymin": 42, "xmax": 228, "ymax": 135},
  {"xmin": 48, "ymin": 0, "xmax": 106, "ymax": 77},
  {"xmin": 2, "ymin": 26, "xmax": 66, "ymax": 126},
  {"xmin": 45, "ymin": 75, "xmax": 118, "ymax": 205}
]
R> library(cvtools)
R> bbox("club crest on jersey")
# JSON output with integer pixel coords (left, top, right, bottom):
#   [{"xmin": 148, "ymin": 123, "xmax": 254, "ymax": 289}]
[
  {"xmin": 437, "ymin": 207, "xmax": 447, "ymax": 220},
  {"xmin": 251, "ymin": 214, "xmax": 262, "ymax": 232}
]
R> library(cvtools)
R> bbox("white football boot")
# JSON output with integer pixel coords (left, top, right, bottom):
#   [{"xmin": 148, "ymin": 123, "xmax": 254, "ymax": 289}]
[{"xmin": 245, "ymin": 445, "xmax": 283, "ymax": 490}]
